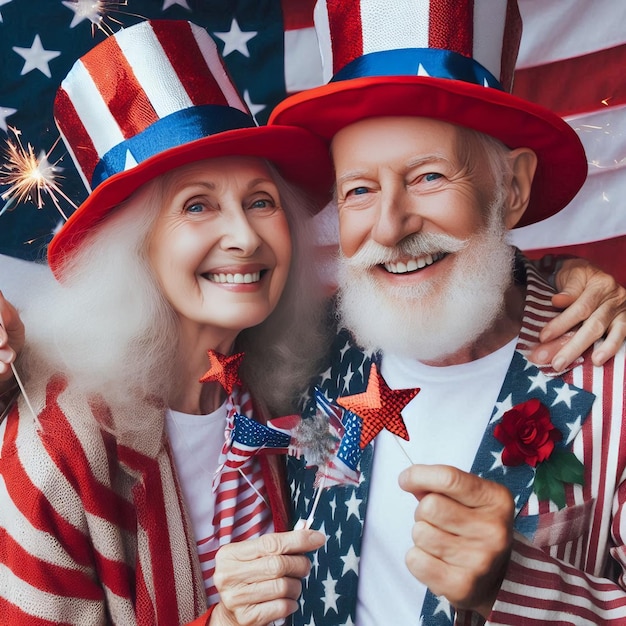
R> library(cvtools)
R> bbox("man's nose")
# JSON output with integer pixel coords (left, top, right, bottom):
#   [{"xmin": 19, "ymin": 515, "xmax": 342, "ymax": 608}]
[{"xmin": 370, "ymin": 186, "xmax": 424, "ymax": 247}]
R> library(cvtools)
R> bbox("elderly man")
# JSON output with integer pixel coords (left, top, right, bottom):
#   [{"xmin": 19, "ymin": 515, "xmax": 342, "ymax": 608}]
[{"xmin": 269, "ymin": 0, "xmax": 626, "ymax": 624}]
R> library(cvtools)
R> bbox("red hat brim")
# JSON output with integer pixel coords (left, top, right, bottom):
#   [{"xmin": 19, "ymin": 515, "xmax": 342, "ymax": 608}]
[
  {"xmin": 269, "ymin": 76, "xmax": 588, "ymax": 227},
  {"xmin": 48, "ymin": 125, "xmax": 334, "ymax": 277}
]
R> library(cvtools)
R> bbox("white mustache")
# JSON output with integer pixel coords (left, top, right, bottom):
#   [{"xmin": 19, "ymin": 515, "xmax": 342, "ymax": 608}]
[{"xmin": 342, "ymin": 232, "xmax": 469, "ymax": 268}]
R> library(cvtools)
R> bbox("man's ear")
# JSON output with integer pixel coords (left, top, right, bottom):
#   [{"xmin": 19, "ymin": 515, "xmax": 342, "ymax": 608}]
[{"xmin": 504, "ymin": 148, "xmax": 538, "ymax": 229}]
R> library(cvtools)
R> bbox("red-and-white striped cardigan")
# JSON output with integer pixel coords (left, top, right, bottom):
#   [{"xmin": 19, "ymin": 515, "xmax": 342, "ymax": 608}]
[{"xmin": 0, "ymin": 375, "xmax": 290, "ymax": 625}]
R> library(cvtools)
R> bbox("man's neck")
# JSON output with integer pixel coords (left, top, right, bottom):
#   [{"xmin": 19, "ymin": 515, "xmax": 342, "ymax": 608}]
[{"xmin": 419, "ymin": 281, "xmax": 526, "ymax": 367}]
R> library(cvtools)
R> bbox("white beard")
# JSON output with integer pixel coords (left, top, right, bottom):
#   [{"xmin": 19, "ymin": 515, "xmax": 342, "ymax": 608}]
[{"xmin": 336, "ymin": 204, "xmax": 515, "ymax": 362}]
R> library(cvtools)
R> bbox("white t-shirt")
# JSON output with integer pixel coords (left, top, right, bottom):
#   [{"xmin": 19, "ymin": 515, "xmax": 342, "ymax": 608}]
[
  {"xmin": 356, "ymin": 338, "xmax": 517, "ymax": 626},
  {"xmin": 166, "ymin": 403, "xmax": 280, "ymax": 621},
  {"xmin": 165, "ymin": 404, "xmax": 228, "ymax": 556}
]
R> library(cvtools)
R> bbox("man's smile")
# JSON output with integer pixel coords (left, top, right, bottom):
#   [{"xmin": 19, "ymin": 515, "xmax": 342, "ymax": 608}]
[{"xmin": 382, "ymin": 252, "xmax": 447, "ymax": 274}]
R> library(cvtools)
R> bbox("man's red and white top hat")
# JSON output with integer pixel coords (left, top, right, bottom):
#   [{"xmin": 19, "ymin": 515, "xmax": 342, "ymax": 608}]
[{"xmin": 270, "ymin": 0, "xmax": 588, "ymax": 227}]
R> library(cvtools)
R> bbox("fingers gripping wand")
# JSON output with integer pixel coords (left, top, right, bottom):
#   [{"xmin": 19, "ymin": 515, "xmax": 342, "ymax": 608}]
[{"xmin": 0, "ymin": 318, "xmax": 39, "ymax": 426}]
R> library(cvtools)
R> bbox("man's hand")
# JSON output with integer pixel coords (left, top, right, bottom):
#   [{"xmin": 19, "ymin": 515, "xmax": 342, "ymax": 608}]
[
  {"xmin": 399, "ymin": 465, "xmax": 514, "ymax": 619},
  {"xmin": 0, "ymin": 291, "xmax": 24, "ymax": 383},
  {"xmin": 210, "ymin": 529, "xmax": 325, "ymax": 626},
  {"xmin": 530, "ymin": 259, "xmax": 626, "ymax": 371}
]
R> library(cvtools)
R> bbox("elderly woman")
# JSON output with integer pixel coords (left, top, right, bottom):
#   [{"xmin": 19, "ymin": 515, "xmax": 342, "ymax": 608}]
[{"xmin": 0, "ymin": 20, "xmax": 331, "ymax": 626}]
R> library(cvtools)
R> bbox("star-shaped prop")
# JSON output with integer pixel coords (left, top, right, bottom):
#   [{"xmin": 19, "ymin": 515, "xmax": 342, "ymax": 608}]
[
  {"xmin": 199, "ymin": 350, "xmax": 244, "ymax": 394},
  {"xmin": 337, "ymin": 363, "xmax": 420, "ymax": 449}
]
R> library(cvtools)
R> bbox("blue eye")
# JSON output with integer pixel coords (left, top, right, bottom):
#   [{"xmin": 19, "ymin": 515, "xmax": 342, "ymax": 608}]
[
  {"xmin": 424, "ymin": 172, "xmax": 443, "ymax": 182},
  {"xmin": 248, "ymin": 193, "xmax": 279, "ymax": 212},
  {"xmin": 349, "ymin": 186, "xmax": 369, "ymax": 196},
  {"xmin": 185, "ymin": 202, "xmax": 204, "ymax": 213}
]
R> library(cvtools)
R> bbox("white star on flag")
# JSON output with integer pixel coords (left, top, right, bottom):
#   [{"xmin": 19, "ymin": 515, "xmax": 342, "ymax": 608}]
[
  {"xmin": 214, "ymin": 18, "xmax": 257, "ymax": 57},
  {"xmin": 527, "ymin": 371, "xmax": 549, "ymax": 393},
  {"xmin": 565, "ymin": 414, "xmax": 583, "ymax": 445},
  {"xmin": 0, "ymin": 106, "xmax": 17, "ymax": 132},
  {"xmin": 242, "ymin": 89, "xmax": 265, "ymax": 120},
  {"xmin": 490, "ymin": 393, "xmax": 514, "ymax": 422},
  {"xmin": 13, "ymin": 34, "xmax": 61, "ymax": 78},
  {"xmin": 161, "ymin": 0, "xmax": 190, "ymax": 10},
  {"xmin": 62, "ymin": 0, "xmax": 106, "ymax": 28},
  {"xmin": 552, "ymin": 383, "xmax": 578, "ymax": 408},
  {"xmin": 0, "ymin": 0, "xmax": 12, "ymax": 22}
]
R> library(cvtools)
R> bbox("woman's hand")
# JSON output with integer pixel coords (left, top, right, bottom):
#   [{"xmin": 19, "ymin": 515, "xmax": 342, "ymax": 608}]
[
  {"xmin": 530, "ymin": 259, "xmax": 626, "ymax": 371},
  {"xmin": 210, "ymin": 529, "xmax": 325, "ymax": 626}
]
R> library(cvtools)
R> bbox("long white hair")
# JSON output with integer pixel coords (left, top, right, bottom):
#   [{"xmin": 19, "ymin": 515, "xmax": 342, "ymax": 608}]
[{"xmin": 19, "ymin": 162, "xmax": 330, "ymax": 425}]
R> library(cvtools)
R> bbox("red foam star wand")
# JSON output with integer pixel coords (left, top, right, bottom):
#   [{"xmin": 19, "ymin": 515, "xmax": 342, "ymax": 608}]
[
  {"xmin": 337, "ymin": 363, "xmax": 420, "ymax": 449},
  {"xmin": 199, "ymin": 350, "xmax": 244, "ymax": 394}
]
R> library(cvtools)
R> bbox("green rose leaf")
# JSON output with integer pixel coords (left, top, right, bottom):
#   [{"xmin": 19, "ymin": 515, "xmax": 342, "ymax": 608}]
[
  {"xmin": 548, "ymin": 449, "xmax": 585, "ymax": 485},
  {"xmin": 534, "ymin": 461, "xmax": 567, "ymax": 509},
  {"xmin": 533, "ymin": 449, "xmax": 584, "ymax": 509}
]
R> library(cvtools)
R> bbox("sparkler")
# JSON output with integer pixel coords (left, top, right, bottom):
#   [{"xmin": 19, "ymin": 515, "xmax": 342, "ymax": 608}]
[
  {"xmin": 0, "ymin": 126, "xmax": 76, "ymax": 221},
  {"xmin": 62, "ymin": 0, "xmax": 131, "ymax": 36}
]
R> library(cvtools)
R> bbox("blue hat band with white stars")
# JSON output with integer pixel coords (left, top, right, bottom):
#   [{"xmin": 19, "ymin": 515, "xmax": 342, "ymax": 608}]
[
  {"xmin": 91, "ymin": 105, "xmax": 255, "ymax": 189},
  {"xmin": 331, "ymin": 48, "xmax": 503, "ymax": 90}
]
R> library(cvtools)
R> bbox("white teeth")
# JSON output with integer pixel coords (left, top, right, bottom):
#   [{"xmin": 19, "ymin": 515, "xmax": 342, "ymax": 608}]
[
  {"xmin": 384, "ymin": 253, "xmax": 443, "ymax": 274},
  {"xmin": 207, "ymin": 271, "xmax": 261, "ymax": 284}
]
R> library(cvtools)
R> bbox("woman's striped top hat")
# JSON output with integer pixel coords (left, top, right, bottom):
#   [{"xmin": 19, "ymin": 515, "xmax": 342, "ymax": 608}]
[
  {"xmin": 270, "ymin": 0, "xmax": 588, "ymax": 227},
  {"xmin": 48, "ymin": 19, "xmax": 333, "ymax": 276}
]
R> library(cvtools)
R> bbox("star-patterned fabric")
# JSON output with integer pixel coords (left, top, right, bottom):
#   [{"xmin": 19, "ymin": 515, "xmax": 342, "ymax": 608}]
[{"xmin": 288, "ymin": 256, "xmax": 595, "ymax": 626}]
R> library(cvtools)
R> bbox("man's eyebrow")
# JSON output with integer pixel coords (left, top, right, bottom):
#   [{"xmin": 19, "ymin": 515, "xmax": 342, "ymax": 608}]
[
  {"xmin": 335, "ymin": 169, "xmax": 370, "ymax": 186},
  {"xmin": 405, "ymin": 154, "xmax": 452, "ymax": 169},
  {"xmin": 335, "ymin": 154, "xmax": 453, "ymax": 186}
]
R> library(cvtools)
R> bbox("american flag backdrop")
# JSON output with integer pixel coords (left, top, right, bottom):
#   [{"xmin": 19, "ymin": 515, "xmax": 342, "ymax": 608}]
[
  {"xmin": 510, "ymin": 0, "xmax": 626, "ymax": 285},
  {"xmin": 0, "ymin": 0, "xmax": 624, "ymax": 295}
]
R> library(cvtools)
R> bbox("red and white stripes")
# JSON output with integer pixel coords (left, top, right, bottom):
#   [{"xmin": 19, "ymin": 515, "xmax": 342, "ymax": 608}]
[
  {"xmin": 53, "ymin": 20, "xmax": 247, "ymax": 191},
  {"xmin": 199, "ymin": 391, "xmax": 274, "ymax": 604},
  {"xmin": 311, "ymin": 0, "xmax": 520, "ymax": 86}
]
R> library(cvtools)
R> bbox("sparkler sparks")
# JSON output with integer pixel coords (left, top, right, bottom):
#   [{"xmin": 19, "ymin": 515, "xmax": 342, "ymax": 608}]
[
  {"xmin": 0, "ymin": 126, "xmax": 76, "ymax": 221},
  {"xmin": 62, "ymin": 0, "xmax": 130, "ymax": 36}
]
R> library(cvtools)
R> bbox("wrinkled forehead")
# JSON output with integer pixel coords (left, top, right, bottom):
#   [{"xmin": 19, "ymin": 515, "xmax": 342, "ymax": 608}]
[{"xmin": 330, "ymin": 116, "xmax": 468, "ymax": 169}]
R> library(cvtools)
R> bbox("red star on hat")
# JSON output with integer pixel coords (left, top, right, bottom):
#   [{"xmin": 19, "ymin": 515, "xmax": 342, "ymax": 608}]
[
  {"xmin": 337, "ymin": 363, "xmax": 420, "ymax": 449},
  {"xmin": 199, "ymin": 350, "xmax": 244, "ymax": 394}
]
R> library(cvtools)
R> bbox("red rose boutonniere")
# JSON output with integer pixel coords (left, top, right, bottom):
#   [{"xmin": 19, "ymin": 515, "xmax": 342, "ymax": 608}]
[{"xmin": 493, "ymin": 398, "xmax": 584, "ymax": 508}]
